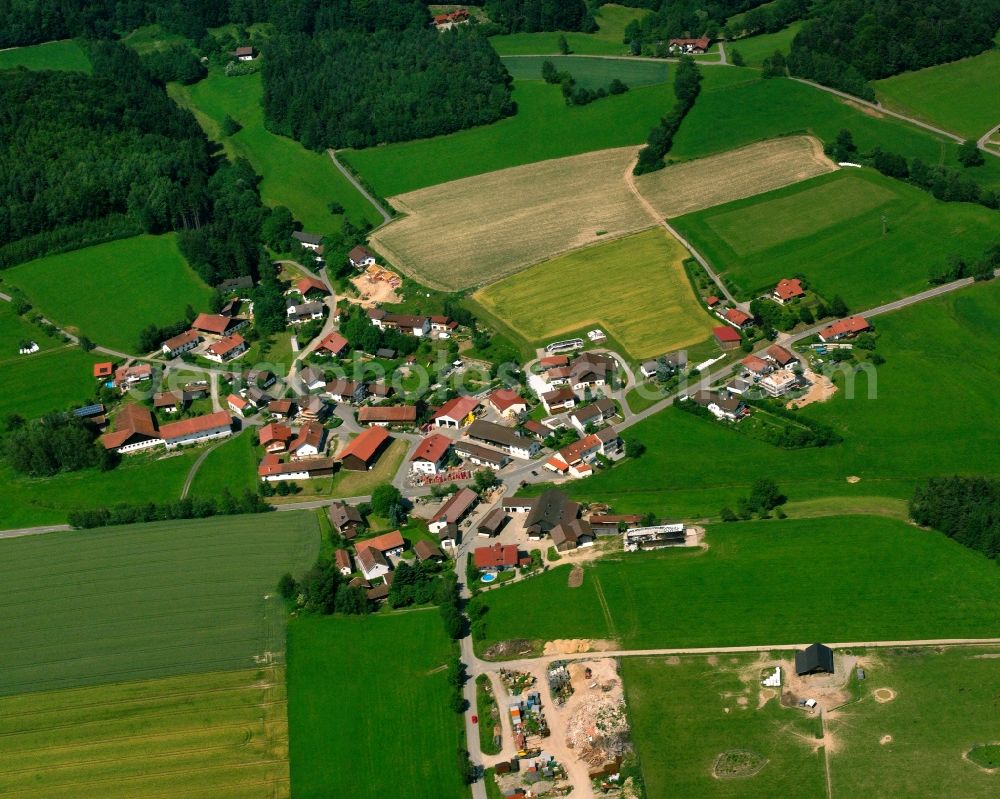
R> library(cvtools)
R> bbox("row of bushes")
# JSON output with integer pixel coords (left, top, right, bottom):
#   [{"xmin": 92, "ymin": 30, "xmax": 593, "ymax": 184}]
[{"xmin": 633, "ymin": 57, "xmax": 702, "ymax": 175}]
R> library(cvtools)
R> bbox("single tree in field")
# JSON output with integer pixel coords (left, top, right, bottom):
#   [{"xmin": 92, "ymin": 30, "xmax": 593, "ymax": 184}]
[
  {"xmin": 958, "ymin": 139, "xmax": 984, "ymax": 167},
  {"xmin": 730, "ymin": 48, "xmax": 745, "ymax": 66},
  {"xmin": 558, "ymin": 34, "xmax": 571, "ymax": 55},
  {"xmin": 830, "ymin": 295, "xmax": 849, "ymax": 317},
  {"xmin": 221, "ymin": 114, "xmax": 241, "ymax": 136}
]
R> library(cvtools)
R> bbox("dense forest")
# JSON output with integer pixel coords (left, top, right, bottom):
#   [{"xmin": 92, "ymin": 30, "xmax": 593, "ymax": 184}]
[
  {"xmin": 0, "ymin": 41, "xmax": 213, "ymax": 266},
  {"xmin": 483, "ymin": 0, "xmax": 596, "ymax": 33},
  {"xmin": 262, "ymin": 25, "xmax": 513, "ymax": 149},
  {"xmin": 0, "ymin": 40, "xmax": 269, "ymax": 281},
  {"xmin": 787, "ymin": 0, "xmax": 1000, "ymax": 98},
  {"xmin": 623, "ymin": 0, "xmax": 777, "ymax": 46},
  {"xmin": 909, "ymin": 476, "xmax": 1000, "ymax": 559}
]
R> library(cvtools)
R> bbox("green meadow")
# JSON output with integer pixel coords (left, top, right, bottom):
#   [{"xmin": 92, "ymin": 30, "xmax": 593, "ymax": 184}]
[
  {"xmin": 168, "ymin": 70, "xmax": 383, "ymax": 232},
  {"xmin": 624, "ymin": 654, "xmax": 826, "ymax": 799},
  {"xmin": 873, "ymin": 49, "xmax": 1000, "ymax": 140},
  {"xmin": 5, "ymin": 234, "xmax": 213, "ymax": 353},
  {"xmin": 728, "ymin": 22, "xmax": 804, "ymax": 67},
  {"xmin": 189, "ymin": 429, "xmax": 260, "ymax": 497},
  {"xmin": 0, "ymin": 512, "xmax": 319, "ymax": 694},
  {"xmin": 287, "ymin": 612, "xmax": 465, "ymax": 799},
  {"xmin": 519, "ymin": 278, "xmax": 1000, "ymax": 518},
  {"xmin": 0, "ymin": 39, "xmax": 91, "ymax": 72},
  {"xmin": 671, "ymin": 169, "xmax": 1000, "ymax": 306},
  {"xmin": 828, "ymin": 647, "xmax": 1000, "ymax": 798},
  {"xmin": 489, "ymin": 3, "xmax": 649, "ymax": 56},
  {"xmin": 670, "ymin": 76, "xmax": 1000, "ymax": 188},
  {"xmin": 474, "ymin": 516, "xmax": 1000, "ymax": 650},
  {"xmin": 501, "ymin": 54, "xmax": 670, "ymax": 88},
  {"xmin": 342, "ymin": 67, "xmax": 755, "ymax": 196}
]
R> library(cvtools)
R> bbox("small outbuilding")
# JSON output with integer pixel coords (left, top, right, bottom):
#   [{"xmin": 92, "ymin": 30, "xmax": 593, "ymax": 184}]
[{"xmin": 795, "ymin": 643, "xmax": 835, "ymax": 676}]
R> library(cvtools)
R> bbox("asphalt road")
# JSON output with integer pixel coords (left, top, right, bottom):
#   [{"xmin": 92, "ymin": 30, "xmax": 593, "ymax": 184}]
[{"xmin": 327, "ymin": 149, "xmax": 393, "ymax": 226}]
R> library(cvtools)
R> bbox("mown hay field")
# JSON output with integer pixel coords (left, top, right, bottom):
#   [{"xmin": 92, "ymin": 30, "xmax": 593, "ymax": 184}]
[
  {"xmin": 635, "ymin": 135, "xmax": 838, "ymax": 219},
  {"xmin": 473, "ymin": 229, "xmax": 712, "ymax": 358},
  {"xmin": 370, "ymin": 146, "xmax": 651, "ymax": 290},
  {"xmin": 672, "ymin": 169, "xmax": 1000, "ymax": 307},
  {"xmin": 0, "ymin": 513, "xmax": 319, "ymax": 696},
  {"xmin": 873, "ymin": 49, "xmax": 1000, "ymax": 140},
  {"xmin": 0, "ymin": 667, "xmax": 290, "ymax": 799},
  {"xmin": 288, "ymin": 613, "xmax": 465, "ymax": 799}
]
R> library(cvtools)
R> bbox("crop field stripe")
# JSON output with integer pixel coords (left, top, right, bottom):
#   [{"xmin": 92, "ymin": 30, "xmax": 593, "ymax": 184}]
[{"xmin": 472, "ymin": 228, "xmax": 714, "ymax": 359}]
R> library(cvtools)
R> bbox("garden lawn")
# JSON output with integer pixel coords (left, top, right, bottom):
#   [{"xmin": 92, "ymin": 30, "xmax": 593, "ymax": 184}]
[
  {"xmin": 0, "ymin": 512, "xmax": 319, "ymax": 694},
  {"xmin": 521, "ymin": 278, "xmax": 1000, "ymax": 518},
  {"xmin": 728, "ymin": 22, "xmax": 804, "ymax": 67},
  {"xmin": 671, "ymin": 76, "xmax": 1000, "ymax": 189},
  {"xmin": 189, "ymin": 429, "xmax": 259, "ymax": 497},
  {"xmin": 473, "ymin": 229, "xmax": 713, "ymax": 358},
  {"xmin": 4, "ymin": 234, "xmax": 213, "ymax": 353},
  {"xmin": 489, "ymin": 3, "xmax": 650, "ymax": 56},
  {"xmin": 501, "ymin": 54, "xmax": 669, "ymax": 88},
  {"xmin": 0, "ymin": 666, "xmax": 290, "ymax": 799},
  {"xmin": 671, "ymin": 169, "xmax": 1000, "ymax": 306},
  {"xmin": 287, "ymin": 612, "xmax": 464, "ymax": 799},
  {"xmin": 168, "ymin": 70, "xmax": 382, "ymax": 232},
  {"xmin": 342, "ymin": 68, "xmax": 756, "ymax": 197},
  {"xmin": 827, "ymin": 646, "xmax": 1000, "ymax": 799},
  {"xmin": 474, "ymin": 516, "xmax": 1000, "ymax": 650},
  {"xmin": 624, "ymin": 654, "xmax": 826, "ymax": 799},
  {"xmin": 873, "ymin": 50, "xmax": 1000, "ymax": 140},
  {"xmin": 0, "ymin": 39, "xmax": 91, "ymax": 72}
]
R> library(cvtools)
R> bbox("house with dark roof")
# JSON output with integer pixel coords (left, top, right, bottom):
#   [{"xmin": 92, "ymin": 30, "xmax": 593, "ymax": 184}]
[
  {"xmin": 477, "ymin": 507, "xmax": 508, "ymax": 537},
  {"xmin": 348, "ymin": 245, "xmax": 376, "ymax": 268},
  {"xmin": 550, "ymin": 518, "xmax": 594, "ymax": 552},
  {"xmin": 690, "ymin": 390, "xmax": 748, "ymax": 422},
  {"xmin": 100, "ymin": 404, "xmax": 163, "ymax": 453},
  {"xmin": 569, "ymin": 398, "xmax": 616, "ymax": 432},
  {"xmin": 325, "ymin": 378, "xmax": 366, "ymax": 404},
  {"xmin": 292, "ymin": 231, "xmax": 324, "ymax": 252},
  {"xmin": 796, "ymin": 643, "xmax": 835, "ymax": 676},
  {"xmin": 466, "ymin": 420, "xmax": 539, "ymax": 460},
  {"xmin": 329, "ymin": 502, "xmax": 365, "ymax": 539},
  {"xmin": 524, "ymin": 489, "xmax": 579, "ymax": 539},
  {"xmin": 414, "ymin": 540, "xmax": 446, "ymax": 563},
  {"xmin": 540, "ymin": 386, "xmax": 577, "ymax": 414},
  {"xmin": 669, "ymin": 35, "xmax": 710, "ymax": 53},
  {"xmin": 454, "ymin": 440, "xmax": 510, "ymax": 471},
  {"xmin": 161, "ymin": 329, "xmax": 201, "ymax": 358},
  {"xmin": 429, "ymin": 487, "xmax": 479, "ymax": 533}
]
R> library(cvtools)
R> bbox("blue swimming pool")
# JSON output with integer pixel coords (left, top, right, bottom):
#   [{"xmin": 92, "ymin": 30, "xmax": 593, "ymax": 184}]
[{"xmin": 481, "ymin": 572, "xmax": 497, "ymax": 584}]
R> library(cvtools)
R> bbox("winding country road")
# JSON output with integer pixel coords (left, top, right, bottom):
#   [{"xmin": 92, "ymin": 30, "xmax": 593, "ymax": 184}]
[{"xmin": 327, "ymin": 149, "xmax": 393, "ymax": 226}]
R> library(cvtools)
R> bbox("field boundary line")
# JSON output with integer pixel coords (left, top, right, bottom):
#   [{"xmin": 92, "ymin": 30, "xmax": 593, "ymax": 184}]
[{"xmin": 327, "ymin": 149, "xmax": 392, "ymax": 226}]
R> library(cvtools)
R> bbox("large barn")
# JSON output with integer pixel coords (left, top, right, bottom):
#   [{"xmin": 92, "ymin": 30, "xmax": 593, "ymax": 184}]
[{"xmin": 795, "ymin": 643, "xmax": 835, "ymax": 676}]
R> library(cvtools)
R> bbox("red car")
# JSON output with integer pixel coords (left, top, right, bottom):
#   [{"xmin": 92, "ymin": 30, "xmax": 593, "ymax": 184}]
[{"xmin": 471, "ymin": 715, "xmax": 478, "ymax": 724}]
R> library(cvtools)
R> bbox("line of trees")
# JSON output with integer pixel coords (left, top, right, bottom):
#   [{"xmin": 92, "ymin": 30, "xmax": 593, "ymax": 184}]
[
  {"xmin": 909, "ymin": 476, "xmax": 1000, "ymax": 559},
  {"xmin": 67, "ymin": 489, "xmax": 272, "ymax": 528},
  {"xmin": 829, "ymin": 130, "xmax": 999, "ymax": 210},
  {"xmin": 482, "ymin": 0, "xmax": 596, "ymax": 33},
  {"xmin": 262, "ymin": 26, "xmax": 513, "ymax": 150},
  {"xmin": 787, "ymin": 0, "xmax": 1000, "ymax": 99},
  {"xmin": 541, "ymin": 59, "xmax": 628, "ymax": 106},
  {"xmin": 928, "ymin": 244, "xmax": 1000, "ymax": 286},
  {"xmin": 633, "ymin": 56, "xmax": 701, "ymax": 175}
]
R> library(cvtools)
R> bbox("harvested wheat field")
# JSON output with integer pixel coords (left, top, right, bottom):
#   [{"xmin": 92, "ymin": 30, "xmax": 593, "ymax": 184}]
[
  {"xmin": 634, "ymin": 136, "xmax": 837, "ymax": 219},
  {"xmin": 370, "ymin": 146, "xmax": 650, "ymax": 290}
]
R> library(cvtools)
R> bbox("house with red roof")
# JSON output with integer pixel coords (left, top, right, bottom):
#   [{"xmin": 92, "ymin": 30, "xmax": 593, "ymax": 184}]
[
  {"xmin": 93, "ymin": 362, "xmax": 114, "ymax": 380},
  {"xmin": 337, "ymin": 426, "xmax": 391, "ymax": 471},
  {"xmin": 100, "ymin": 404, "xmax": 163, "ymax": 453},
  {"xmin": 433, "ymin": 395, "xmax": 480, "ymax": 428},
  {"xmin": 473, "ymin": 543, "xmax": 520, "ymax": 571},
  {"xmin": 227, "ymin": 393, "xmax": 250, "ymax": 416},
  {"xmin": 296, "ymin": 276, "xmax": 329, "ymax": 297},
  {"xmin": 316, "ymin": 332, "xmax": 349, "ymax": 357},
  {"xmin": 772, "ymin": 278, "xmax": 805, "ymax": 304},
  {"xmin": 721, "ymin": 308, "xmax": 753, "ymax": 329},
  {"xmin": 705, "ymin": 295, "xmax": 720, "ymax": 308},
  {"xmin": 765, "ymin": 344, "xmax": 797, "ymax": 368},
  {"xmin": 289, "ymin": 421, "xmax": 326, "ymax": 459},
  {"xmin": 358, "ymin": 405, "xmax": 417, "ymax": 427},
  {"xmin": 819, "ymin": 316, "xmax": 870, "ymax": 342},
  {"xmin": 713, "ymin": 326, "xmax": 742, "ymax": 350},
  {"xmin": 740, "ymin": 354, "xmax": 773, "ymax": 377},
  {"xmin": 192, "ymin": 313, "xmax": 246, "ymax": 336},
  {"xmin": 489, "ymin": 389, "xmax": 527, "ymax": 418},
  {"xmin": 205, "ymin": 333, "xmax": 247, "ymax": 363},
  {"xmin": 160, "ymin": 411, "xmax": 232, "ymax": 449},
  {"xmin": 430, "ymin": 487, "xmax": 479, "ymax": 533},
  {"xmin": 411, "ymin": 433, "xmax": 451, "ymax": 476},
  {"xmin": 258, "ymin": 453, "xmax": 336, "ymax": 482},
  {"xmin": 259, "ymin": 422, "xmax": 293, "ymax": 453}
]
